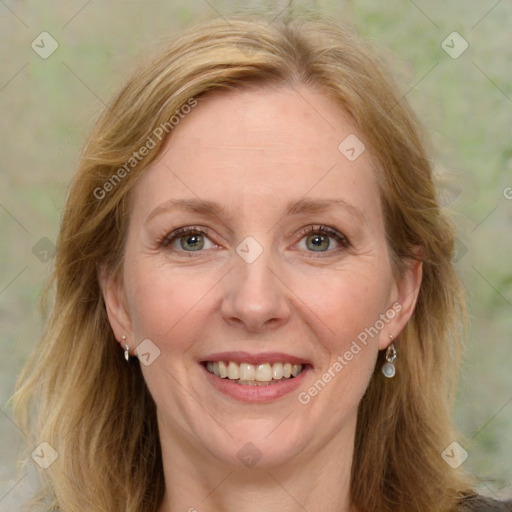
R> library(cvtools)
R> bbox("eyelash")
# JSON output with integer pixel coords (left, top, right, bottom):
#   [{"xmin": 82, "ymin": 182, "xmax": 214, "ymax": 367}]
[
  {"xmin": 159, "ymin": 225, "xmax": 350, "ymax": 256},
  {"xmin": 296, "ymin": 225, "xmax": 350, "ymax": 252}
]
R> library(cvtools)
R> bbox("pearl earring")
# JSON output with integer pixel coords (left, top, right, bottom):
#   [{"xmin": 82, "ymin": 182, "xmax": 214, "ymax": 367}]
[
  {"xmin": 382, "ymin": 335, "xmax": 397, "ymax": 378},
  {"xmin": 122, "ymin": 335, "xmax": 130, "ymax": 362}
]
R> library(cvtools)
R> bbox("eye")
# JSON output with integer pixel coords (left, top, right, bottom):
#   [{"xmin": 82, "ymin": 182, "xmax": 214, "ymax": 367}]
[
  {"xmin": 295, "ymin": 225, "xmax": 349, "ymax": 254},
  {"xmin": 160, "ymin": 226, "xmax": 218, "ymax": 253},
  {"xmin": 159, "ymin": 225, "xmax": 349, "ymax": 256}
]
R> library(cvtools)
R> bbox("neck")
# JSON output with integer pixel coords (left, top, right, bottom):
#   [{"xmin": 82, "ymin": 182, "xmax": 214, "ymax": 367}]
[{"xmin": 157, "ymin": 416, "xmax": 357, "ymax": 512}]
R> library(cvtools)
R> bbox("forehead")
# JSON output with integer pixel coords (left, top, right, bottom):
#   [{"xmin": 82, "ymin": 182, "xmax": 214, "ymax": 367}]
[
  {"xmin": 161, "ymin": 85, "xmax": 360, "ymax": 165},
  {"xmin": 131, "ymin": 85, "xmax": 382, "ymax": 226}
]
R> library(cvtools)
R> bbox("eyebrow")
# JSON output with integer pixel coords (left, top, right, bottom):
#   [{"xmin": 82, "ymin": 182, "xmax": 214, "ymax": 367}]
[
  {"xmin": 145, "ymin": 198, "xmax": 228, "ymax": 225},
  {"xmin": 145, "ymin": 197, "xmax": 366, "ymax": 225},
  {"xmin": 284, "ymin": 197, "xmax": 366, "ymax": 223}
]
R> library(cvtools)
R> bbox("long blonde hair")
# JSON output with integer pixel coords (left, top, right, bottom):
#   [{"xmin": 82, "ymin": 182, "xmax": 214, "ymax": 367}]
[{"xmin": 13, "ymin": 11, "xmax": 473, "ymax": 512}]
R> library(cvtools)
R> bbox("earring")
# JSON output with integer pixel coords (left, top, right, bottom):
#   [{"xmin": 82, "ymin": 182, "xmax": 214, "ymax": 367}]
[
  {"xmin": 122, "ymin": 335, "xmax": 130, "ymax": 362},
  {"xmin": 382, "ymin": 335, "xmax": 397, "ymax": 378}
]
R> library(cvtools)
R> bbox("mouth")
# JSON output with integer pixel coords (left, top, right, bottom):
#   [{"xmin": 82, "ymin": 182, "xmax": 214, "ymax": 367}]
[
  {"xmin": 203, "ymin": 360, "xmax": 306, "ymax": 386},
  {"xmin": 199, "ymin": 352, "xmax": 312, "ymax": 403}
]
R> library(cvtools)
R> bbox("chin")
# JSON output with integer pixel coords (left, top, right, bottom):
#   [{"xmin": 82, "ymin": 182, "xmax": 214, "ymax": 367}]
[{"xmin": 192, "ymin": 416, "xmax": 312, "ymax": 469}]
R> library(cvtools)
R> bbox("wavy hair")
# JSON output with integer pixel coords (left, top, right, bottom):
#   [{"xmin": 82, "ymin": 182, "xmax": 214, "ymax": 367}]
[{"xmin": 13, "ymin": 10, "xmax": 473, "ymax": 512}]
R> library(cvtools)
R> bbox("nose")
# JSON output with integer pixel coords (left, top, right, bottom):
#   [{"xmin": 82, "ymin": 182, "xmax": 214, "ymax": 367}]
[{"xmin": 220, "ymin": 243, "xmax": 291, "ymax": 333}]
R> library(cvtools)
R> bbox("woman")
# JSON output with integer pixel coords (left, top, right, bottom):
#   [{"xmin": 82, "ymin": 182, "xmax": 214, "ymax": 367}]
[{"xmin": 12, "ymin": 11, "xmax": 511, "ymax": 512}]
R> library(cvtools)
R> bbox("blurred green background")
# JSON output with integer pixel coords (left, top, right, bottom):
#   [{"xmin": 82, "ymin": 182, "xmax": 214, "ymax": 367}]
[{"xmin": 1, "ymin": 0, "xmax": 511, "ymax": 504}]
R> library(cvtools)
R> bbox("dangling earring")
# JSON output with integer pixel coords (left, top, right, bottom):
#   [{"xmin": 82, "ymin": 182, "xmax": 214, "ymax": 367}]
[
  {"xmin": 382, "ymin": 335, "xmax": 397, "ymax": 378},
  {"xmin": 122, "ymin": 335, "xmax": 130, "ymax": 362}
]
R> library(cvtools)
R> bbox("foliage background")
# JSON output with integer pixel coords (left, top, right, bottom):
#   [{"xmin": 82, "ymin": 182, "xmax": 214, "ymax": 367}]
[{"xmin": 1, "ymin": 0, "xmax": 511, "ymax": 504}]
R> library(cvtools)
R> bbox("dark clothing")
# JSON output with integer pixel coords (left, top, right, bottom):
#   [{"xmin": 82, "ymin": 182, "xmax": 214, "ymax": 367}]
[{"xmin": 460, "ymin": 494, "xmax": 512, "ymax": 511}]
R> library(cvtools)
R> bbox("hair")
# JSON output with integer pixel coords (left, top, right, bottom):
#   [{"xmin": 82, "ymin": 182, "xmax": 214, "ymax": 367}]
[{"xmin": 12, "ymin": 9, "xmax": 475, "ymax": 512}]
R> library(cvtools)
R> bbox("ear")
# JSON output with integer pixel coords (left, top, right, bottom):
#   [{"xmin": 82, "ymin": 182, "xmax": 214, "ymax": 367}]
[
  {"xmin": 98, "ymin": 264, "xmax": 134, "ymax": 352},
  {"xmin": 378, "ymin": 249, "xmax": 423, "ymax": 351}
]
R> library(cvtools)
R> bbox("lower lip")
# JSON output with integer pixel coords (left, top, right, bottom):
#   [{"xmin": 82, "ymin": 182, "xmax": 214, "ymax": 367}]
[{"xmin": 200, "ymin": 363, "xmax": 311, "ymax": 403}]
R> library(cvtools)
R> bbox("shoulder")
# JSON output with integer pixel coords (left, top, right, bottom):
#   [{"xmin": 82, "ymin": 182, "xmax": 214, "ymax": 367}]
[{"xmin": 459, "ymin": 494, "xmax": 512, "ymax": 511}]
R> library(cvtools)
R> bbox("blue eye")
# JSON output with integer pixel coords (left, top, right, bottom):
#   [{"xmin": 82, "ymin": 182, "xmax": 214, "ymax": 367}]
[
  {"xmin": 297, "ymin": 225, "xmax": 349, "ymax": 253},
  {"xmin": 162, "ymin": 227, "xmax": 216, "ymax": 252},
  {"xmin": 160, "ymin": 224, "xmax": 349, "ymax": 256}
]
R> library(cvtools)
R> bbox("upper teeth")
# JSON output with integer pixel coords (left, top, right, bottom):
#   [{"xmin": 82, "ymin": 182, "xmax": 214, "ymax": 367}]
[{"xmin": 206, "ymin": 361, "xmax": 303, "ymax": 382}]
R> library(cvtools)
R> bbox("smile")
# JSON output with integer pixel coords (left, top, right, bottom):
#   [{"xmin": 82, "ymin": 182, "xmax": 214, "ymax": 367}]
[
  {"xmin": 200, "ymin": 351, "xmax": 312, "ymax": 402},
  {"xmin": 205, "ymin": 361, "xmax": 304, "ymax": 385}
]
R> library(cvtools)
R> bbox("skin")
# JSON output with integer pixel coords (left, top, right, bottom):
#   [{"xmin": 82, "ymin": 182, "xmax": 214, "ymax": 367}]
[{"xmin": 101, "ymin": 85, "xmax": 422, "ymax": 512}]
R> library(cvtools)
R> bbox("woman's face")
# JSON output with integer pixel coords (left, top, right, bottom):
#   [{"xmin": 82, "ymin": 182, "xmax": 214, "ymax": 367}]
[{"xmin": 103, "ymin": 85, "xmax": 421, "ymax": 469}]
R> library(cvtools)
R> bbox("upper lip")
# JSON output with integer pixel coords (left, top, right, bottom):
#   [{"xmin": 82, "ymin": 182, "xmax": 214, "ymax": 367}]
[{"xmin": 201, "ymin": 351, "xmax": 312, "ymax": 366}]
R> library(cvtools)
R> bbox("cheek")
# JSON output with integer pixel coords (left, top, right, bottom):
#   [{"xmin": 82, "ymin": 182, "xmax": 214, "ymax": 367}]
[
  {"xmin": 293, "ymin": 270, "xmax": 386, "ymax": 425},
  {"xmin": 294, "ymin": 265, "xmax": 392, "ymax": 349},
  {"xmin": 124, "ymin": 259, "xmax": 218, "ymax": 351},
  {"xmin": 293, "ymin": 267, "xmax": 390, "ymax": 396}
]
